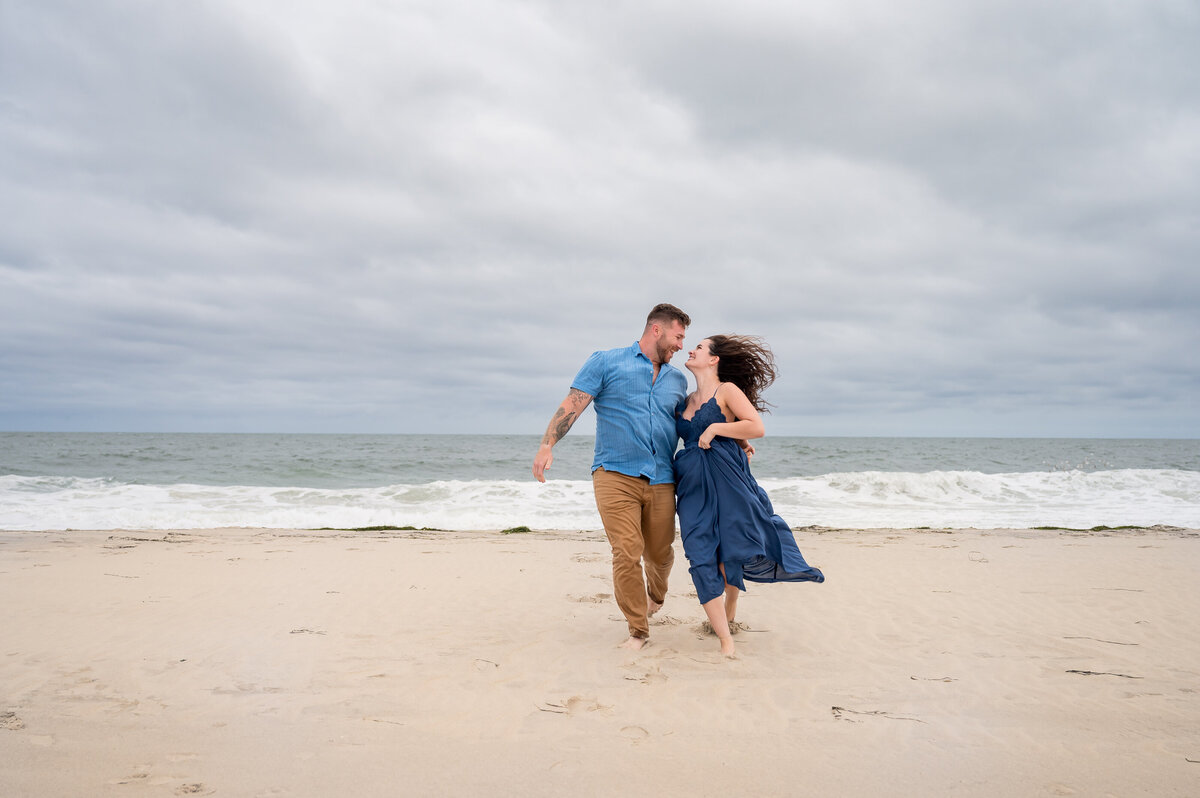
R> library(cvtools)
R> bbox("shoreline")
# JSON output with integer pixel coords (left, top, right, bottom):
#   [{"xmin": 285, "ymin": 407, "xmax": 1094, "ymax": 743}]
[
  {"xmin": 3, "ymin": 526, "xmax": 1198, "ymax": 796},
  {"xmin": 6, "ymin": 521, "xmax": 1198, "ymax": 535}
]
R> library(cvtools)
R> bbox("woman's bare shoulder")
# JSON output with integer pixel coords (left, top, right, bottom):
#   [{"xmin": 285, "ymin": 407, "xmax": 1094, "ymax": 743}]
[{"xmin": 716, "ymin": 381, "xmax": 749, "ymax": 400}]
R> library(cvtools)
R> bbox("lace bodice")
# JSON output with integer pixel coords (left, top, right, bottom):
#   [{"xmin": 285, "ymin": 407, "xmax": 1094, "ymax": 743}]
[{"xmin": 676, "ymin": 396, "xmax": 729, "ymax": 448}]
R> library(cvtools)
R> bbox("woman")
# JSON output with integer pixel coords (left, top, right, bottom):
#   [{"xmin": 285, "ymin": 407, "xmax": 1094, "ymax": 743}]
[{"xmin": 674, "ymin": 335, "xmax": 824, "ymax": 656}]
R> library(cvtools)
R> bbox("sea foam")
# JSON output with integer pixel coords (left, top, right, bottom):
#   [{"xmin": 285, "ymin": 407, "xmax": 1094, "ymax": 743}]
[{"xmin": 2, "ymin": 469, "xmax": 1198, "ymax": 531}]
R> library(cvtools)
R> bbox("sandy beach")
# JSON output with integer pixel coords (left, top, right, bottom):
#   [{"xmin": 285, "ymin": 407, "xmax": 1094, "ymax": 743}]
[{"xmin": 2, "ymin": 525, "xmax": 1198, "ymax": 797}]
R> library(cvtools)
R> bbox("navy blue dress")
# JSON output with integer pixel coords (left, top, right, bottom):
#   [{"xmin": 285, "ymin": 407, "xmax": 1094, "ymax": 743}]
[{"xmin": 673, "ymin": 396, "xmax": 825, "ymax": 605}]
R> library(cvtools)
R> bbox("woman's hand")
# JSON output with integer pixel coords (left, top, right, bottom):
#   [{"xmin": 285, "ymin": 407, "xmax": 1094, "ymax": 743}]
[{"xmin": 698, "ymin": 427, "xmax": 717, "ymax": 449}]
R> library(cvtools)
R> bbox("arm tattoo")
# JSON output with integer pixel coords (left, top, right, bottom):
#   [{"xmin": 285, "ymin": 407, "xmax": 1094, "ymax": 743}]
[
  {"xmin": 541, "ymin": 389, "xmax": 591, "ymax": 446},
  {"xmin": 545, "ymin": 409, "xmax": 576, "ymax": 445}
]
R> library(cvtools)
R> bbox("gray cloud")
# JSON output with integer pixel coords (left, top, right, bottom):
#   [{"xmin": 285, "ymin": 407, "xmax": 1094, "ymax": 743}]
[{"xmin": 1, "ymin": 0, "xmax": 1197, "ymax": 436}]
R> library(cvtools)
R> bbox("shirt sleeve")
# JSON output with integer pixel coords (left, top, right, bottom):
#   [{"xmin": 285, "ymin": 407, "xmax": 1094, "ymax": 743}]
[{"xmin": 570, "ymin": 350, "xmax": 606, "ymax": 397}]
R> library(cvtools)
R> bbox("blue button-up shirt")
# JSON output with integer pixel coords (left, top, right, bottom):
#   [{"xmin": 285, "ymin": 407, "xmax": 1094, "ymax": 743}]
[{"xmin": 571, "ymin": 341, "xmax": 688, "ymax": 485}]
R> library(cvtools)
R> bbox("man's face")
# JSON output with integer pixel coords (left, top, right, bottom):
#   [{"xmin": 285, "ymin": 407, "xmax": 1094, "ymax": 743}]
[{"xmin": 655, "ymin": 321, "xmax": 687, "ymax": 363}]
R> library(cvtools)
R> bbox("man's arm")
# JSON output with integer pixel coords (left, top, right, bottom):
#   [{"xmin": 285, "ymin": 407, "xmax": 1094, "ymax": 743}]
[{"xmin": 533, "ymin": 388, "xmax": 593, "ymax": 482}]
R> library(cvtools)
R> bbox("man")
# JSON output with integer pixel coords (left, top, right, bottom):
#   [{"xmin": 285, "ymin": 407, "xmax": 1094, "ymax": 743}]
[{"xmin": 533, "ymin": 303, "xmax": 691, "ymax": 650}]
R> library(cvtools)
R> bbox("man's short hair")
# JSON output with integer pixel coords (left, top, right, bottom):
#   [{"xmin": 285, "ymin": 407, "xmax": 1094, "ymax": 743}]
[{"xmin": 646, "ymin": 303, "xmax": 691, "ymax": 329}]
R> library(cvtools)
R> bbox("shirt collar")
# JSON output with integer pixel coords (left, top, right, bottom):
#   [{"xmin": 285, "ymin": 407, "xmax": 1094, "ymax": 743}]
[{"xmin": 631, "ymin": 339, "xmax": 678, "ymax": 375}]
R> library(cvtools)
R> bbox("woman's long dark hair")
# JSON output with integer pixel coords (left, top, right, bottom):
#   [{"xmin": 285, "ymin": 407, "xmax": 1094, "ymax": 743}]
[{"xmin": 708, "ymin": 334, "xmax": 777, "ymax": 413}]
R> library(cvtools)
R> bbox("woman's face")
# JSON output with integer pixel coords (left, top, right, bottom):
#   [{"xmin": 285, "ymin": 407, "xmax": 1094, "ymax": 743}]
[{"xmin": 686, "ymin": 339, "xmax": 715, "ymax": 370}]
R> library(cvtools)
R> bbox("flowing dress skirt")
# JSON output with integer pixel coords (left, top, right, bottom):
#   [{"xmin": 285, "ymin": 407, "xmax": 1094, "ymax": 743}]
[{"xmin": 674, "ymin": 400, "xmax": 824, "ymax": 604}]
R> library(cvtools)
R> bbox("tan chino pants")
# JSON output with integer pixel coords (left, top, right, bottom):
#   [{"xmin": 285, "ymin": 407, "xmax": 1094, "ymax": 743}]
[{"xmin": 592, "ymin": 467, "xmax": 677, "ymax": 639}]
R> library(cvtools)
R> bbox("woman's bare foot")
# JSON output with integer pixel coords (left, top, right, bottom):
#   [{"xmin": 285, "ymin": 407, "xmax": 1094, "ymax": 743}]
[
  {"xmin": 619, "ymin": 636, "xmax": 648, "ymax": 650},
  {"xmin": 701, "ymin": 593, "xmax": 736, "ymax": 656}
]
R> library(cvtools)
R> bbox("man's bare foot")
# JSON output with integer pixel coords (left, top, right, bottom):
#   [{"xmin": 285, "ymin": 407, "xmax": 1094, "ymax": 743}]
[
  {"xmin": 619, "ymin": 636, "xmax": 648, "ymax": 650},
  {"xmin": 647, "ymin": 594, "xmax": 663, "ymax": 617}
]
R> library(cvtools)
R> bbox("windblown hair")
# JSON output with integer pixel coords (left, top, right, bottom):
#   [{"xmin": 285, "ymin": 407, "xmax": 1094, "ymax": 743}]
[
  {"xmin": 708, "ymin": 334, "xmax": 777, "ymax": 413},
  {"xmin": 646, "ymin": 303, "xmax": 691, "ymax": 329}
]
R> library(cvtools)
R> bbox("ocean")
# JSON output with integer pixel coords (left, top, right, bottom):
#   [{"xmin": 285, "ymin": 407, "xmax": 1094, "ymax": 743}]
[{"xmin": 1, "ymin": 432, "xmax": 1197, "ymax": 531}]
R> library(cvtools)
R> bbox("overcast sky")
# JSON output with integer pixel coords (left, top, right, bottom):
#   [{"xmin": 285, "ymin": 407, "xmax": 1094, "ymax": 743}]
[{"xmin": 2, "ymin": 0, "xmax": 1197, "ymax": 437}]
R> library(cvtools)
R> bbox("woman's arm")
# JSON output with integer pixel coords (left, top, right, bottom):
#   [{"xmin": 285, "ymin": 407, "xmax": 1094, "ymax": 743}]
[{"xmin": 697, "ymin": 383, "xmax": 764, "ymax": 449}]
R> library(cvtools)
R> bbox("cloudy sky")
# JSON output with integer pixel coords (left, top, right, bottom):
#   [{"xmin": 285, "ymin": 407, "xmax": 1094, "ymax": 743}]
[{"xmin": 2, "ymin": 0, "xmax": 1197, "ymax": 437}]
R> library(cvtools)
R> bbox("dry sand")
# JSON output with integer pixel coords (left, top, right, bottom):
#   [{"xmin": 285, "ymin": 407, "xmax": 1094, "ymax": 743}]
[{"xmin": 2, "ymin": 525, "xmax": 1199, "ymax": 797}]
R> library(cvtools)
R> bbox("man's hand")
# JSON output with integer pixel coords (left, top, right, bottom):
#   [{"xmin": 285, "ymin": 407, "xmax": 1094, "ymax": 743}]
[
  {"xmin": 532, "ymin": 389, "xmax": 593, "ymax": 483},
  {"xmin": 533, "ymin": 444, "xmax": 554, "ymax": 483}
]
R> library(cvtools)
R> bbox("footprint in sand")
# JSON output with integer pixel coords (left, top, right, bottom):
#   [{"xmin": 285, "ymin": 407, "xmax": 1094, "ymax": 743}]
[
  {"xmin": 571, "ymin": 553, "xmax": 607, "ymax": 563},
  {"xmin": 570, "ymin": 593, "xmax": 611, "ymax": 604},
  {"xmin": 620, "ymin": 725, "xmax": 650, "ymax": 741},
  {"xmin": 623, "ymin": 665, "xmax": 667, "ymax": 684},
  {"xmin": 695, "ymin": 620, "xmax": 757, "ymax": 637},
  {"xmin": 1, "ymin": 711, "xmax": 26, "ymax": 731}
]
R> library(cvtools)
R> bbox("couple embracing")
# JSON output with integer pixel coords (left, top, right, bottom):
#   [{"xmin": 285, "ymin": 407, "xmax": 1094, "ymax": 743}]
[{"xmin": 533, "ymin": 303, "xmax": 823, "ymax": 656}]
